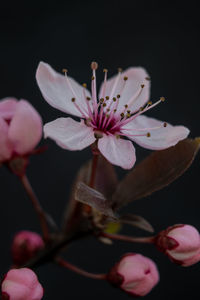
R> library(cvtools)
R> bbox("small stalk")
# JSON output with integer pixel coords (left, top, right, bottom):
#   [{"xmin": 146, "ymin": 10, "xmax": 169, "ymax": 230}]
[
  {"xmin": 56, "ymin": 257, "xmax": 106, "ymax": 280},
  {"xmin": 101, "ymin": 232, "xmax": 155, "ymax": 244},
  {"xmin": 20, "ymin": 174, "xmax": 49, "ymax": 242}
]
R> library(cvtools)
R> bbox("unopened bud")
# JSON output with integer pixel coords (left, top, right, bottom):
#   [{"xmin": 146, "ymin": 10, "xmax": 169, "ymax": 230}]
[
  {"xmin": 11, "ymin": 231, "xmax": 44, "ymax": 266},
  {"xmin": 107, "ymin": 253, "xmax": 159, "ymax": 297},
  {"xmin": 155, "ymin": 224, "xmax": 200, "ymax": 266}
]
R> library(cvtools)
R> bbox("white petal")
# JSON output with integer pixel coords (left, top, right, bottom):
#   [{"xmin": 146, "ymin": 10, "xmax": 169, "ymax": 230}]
[
  {"xmin": 99, "ymin": 67, "xmax": 150, "ymax": 113},
  {"xmin": 36, "ymin": 62, "xmax": 92, "ymax": 117},
  {"xmin": 122, "ymin": 115, "xmax": 190, "ymax": 150},
  {"xmin": 44, "ymin": 117, "xmax": 95, "ymax": 150},
  {"xmin": 98, "ymin": 134, "xmax": 136, "ymax": 169}
]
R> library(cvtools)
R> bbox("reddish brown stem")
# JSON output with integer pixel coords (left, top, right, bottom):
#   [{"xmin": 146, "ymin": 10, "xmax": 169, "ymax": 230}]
[
  {"xmin": 101, "ymin": 232, "xmax": 155, "ymax": 244},
  {"xmin": 89, "ymin": 154, "xmax": 98, "ymax": 188},
  {"xmin": 20, "ymin": 175, "xmax": 49, "ymax": 242},
  {"xmin": 56, "ymin": 257, "xmax": 106, "ymax": 280}
]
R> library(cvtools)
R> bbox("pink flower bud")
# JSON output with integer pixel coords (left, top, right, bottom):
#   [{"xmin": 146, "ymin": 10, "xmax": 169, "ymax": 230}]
[
  {"xmin": 0, "ymin": 98, "xmax": 42, "ymax": 169},
  {"xmin": 1, "ymin": 268, "xmax": 43, "ymax": 300},
  {"xmin": 107, "ymin": 253, "xmax": 159, "ymax": 297},
  {"xmin": 155, "ymin": 224, "xmax": 200, "ymax": 266},
  {"xmin": 11, "ymin": 231, "xmax": 44, "ymax": 266}
]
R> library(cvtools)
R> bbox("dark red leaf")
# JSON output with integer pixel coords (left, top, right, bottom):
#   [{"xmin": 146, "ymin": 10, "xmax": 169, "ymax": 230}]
[{"xmin": 112, "ymin": 138, "xmax": 200, "ymax": 210}]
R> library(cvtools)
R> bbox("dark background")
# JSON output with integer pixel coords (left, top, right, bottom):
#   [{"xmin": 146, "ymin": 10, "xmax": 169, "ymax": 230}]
[{"xmin": 0, "ymin": 1, "xmax": 200, "ymax": 299}]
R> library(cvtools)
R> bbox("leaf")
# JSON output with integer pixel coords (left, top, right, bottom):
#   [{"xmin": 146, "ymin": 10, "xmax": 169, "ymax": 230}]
[
  {"xmin": 112, "ymin": 138, "xmax": 200, "ymax": 210},
  {"xmin": 119, "ymin": 214, "xmax": 154, "ymax": 233},
  {"xmin": 75, "ymin": 182, "xmax": 116, "ymax": 219}
]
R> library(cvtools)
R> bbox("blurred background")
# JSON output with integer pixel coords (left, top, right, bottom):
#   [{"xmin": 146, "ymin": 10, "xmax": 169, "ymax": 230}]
[{"xmin": 0, "ymin": 1, "xmax": 200, "ymax": 299}]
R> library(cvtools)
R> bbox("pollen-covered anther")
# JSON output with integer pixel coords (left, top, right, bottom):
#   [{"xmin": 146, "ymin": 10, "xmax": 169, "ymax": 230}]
[
  {"xmin": 140, "ymin": 107, "xmax": 144, "ymax": 111},
  {"xmin": 82, "ymin": 83, "xmax": 87, "ymax": 88},
  {"xmin": 71, "ymin": 97, "xmax": 76, "ymax": 102},
  {"xmin": 141, "ymin": 84, "xmax": 145, "ymax": 88},
  {"xmin": 160, "ymin": 96, "xmax": 165, "ymax": 102},
  {"xmin": 124, "ymin": 104, "xmax": 128, "ymax": 108},
  {"xmin": 163, "ymin": 122, "xmax": 167, "ymax": 127},
  {"xmin": 103, "ymin": 68, "xmax": 108, "ymax": 73},
  {"xmin": 120, "ymin": 113, "xmax": 125, "ymax": 118},
  {"xmin": 145, "ymin": 76, "xmax": 151, "ymax": 81},
  {"xmin": 117, "ymin": 94, "xmax": 120, "ymax": 98},
  {"xmin": 124, "ymin": 76, "xmax": 128, "ymax": 81},
  {"xmin": 113, "ymin": 97, "xmax": 117, "ymax": 102},
  {"xmin": 114, "ymin": 109, "xmax": 117, "ymax": 113},
  {"xmin": 62, "ymin": 68, "xmax": 68, "ymax": 73},
  {"xmin": 86, "ymin": 97, "xmax": 91, "ymax": 101},
  {"xmin": 91, "ymin": 61, "xmax": 98, "ymax": 70},
  {"xmin": 107, "ymin": 108, "xmax": 110, "ymax": 112},
  {"xmin": 106, "ymin": 96, "xmax": 109, "ymax": 100},
  {"xmin": 103, "ymin": 103, "xmax": 107, "ymax": 107},
  {"xmin": 148, "ymin": 101, "xmax": 152, "ymax": 105},
  {"xmin": 118, "ymin": 68, "xmax": 123, "ymax": 73},
  {"xmin": 91, "ymin": 76, "xmax": 95, "ymax": 80},
  {"xmin": 126, "ymin": 113, "xmax": 131, "ymax": 118},
  {"xmin": 146, "ymin": 132, "xmax": 151, "ymax": 137},
  {"xmin": 127, "ymin": 110, "xmax": 131, "ymax": 113},
  {"xmin": 100, "ymin": 98, "xmax": 104, "ymax": 103}
]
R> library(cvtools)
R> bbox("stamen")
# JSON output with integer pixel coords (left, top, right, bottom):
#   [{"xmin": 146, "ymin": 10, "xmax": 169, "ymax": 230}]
[
  {"xmin": 100, "ymin": 68, "xmax": 108, "ymax": 99},
  {"xmin": 91, "ymin": 61, "xmax": 98, "ymax": 120},
  {"xmin": 108, "ymin": 68, "xmax": 122, "ymax": 101},
  {"xmin": 71, "ymin": 98, "xmax": 88, "ymax": 118},
  {"xmin": 82, "ymin": 84, "xmax": 93, "ymax": 120},
  {"xmin": 146, "ymin": 132, "xmax": 151, "ymax": 137}
]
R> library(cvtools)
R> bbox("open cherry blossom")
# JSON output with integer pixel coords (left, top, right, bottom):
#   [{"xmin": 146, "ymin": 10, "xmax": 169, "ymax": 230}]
[{"xmin": 36, "ymin": 62, "xmax": 189, "ymax": 169}]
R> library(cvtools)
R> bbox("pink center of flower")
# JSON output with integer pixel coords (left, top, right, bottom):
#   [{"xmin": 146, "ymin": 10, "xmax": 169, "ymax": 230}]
[{"xmin": 63, "ymin": 62, "xmax": 167, "ymax": 139}]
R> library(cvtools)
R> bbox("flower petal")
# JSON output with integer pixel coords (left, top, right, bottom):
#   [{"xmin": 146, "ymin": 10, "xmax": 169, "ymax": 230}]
[
  {"xmin": 8, "ymin": 100, "xmax": 43, "ymax": 155},
  {"xmin": 0, "ymin": 117, "xmax": 13, "ymax": 162},
  {"xmin": 0, "ymin": 97, "xmax": 18, "ymax": 120},
  {"xmin": 99, "ymin": 67, "xmax": 150, "ymax": 113},
  {"xmin": 44, "ymin": 117, "xmax": 95, "ymax": 150},
  {"xmin": 122, "ymin": 115, "xmax": 190, "ymax": 150},
  {"xmin": 98, "ymin": 134, "xmax": 136, "ymax": 169},
  {"xmin": 36, "ymin": 62, "xmax": 92, "ymax": 118}
]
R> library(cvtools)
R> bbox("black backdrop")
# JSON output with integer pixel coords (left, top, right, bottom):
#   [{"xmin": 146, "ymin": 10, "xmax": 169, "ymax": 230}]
[{"xmin": 0, "ymin": 1, "xmax": 200, "ymax": 299}]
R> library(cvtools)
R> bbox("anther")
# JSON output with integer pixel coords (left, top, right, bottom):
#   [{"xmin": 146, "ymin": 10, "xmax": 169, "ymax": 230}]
[
  {"xmin": 107, "ymin": 108, "xmax": 110, "ymax": 112},
  {"xmin": 106, "ymin": 96, "xmax": 109, "ymax": 100},
  {"xmin": 163, "ymin": 122, "xmax": 167, "ymax": 127},
  {"xmin": 127, "ymin": 110, "xmax": 131, "ymax": 113},
  {"xmin": 103, "ymin": 68, "xmax": 108, "ymax": 73},
  {"xmin": 148, "ymin": 101, "xmax": 152, "ymax": 105},
  {"xmin": 113, "ymin": 97, "xmax": 117, "ymax": 102},
  {"xmin": 160, "ymin": 96, "xmax": 165, "ymax": 102},
  {"xmin": 140, "ymin": 107, "xmax": 144, "ymax": 111},
  {"xmin": 115, "ymin": 134, "xmax": 121, "ymax": 139},
  {"xmin": 141, "ymin": 84, "xmax": 145, "ymax": 88},
  {"xmin": 82, "ymin": 83, "xmax": 87, "ymax": 88},
  {"xmin": 62, "ymin": 68, "xmax": 68, "ymax": 73},
  {"xmin": 71, "ymin": 98, "xmax": 76, "ymax": 102},
  {"xmin": 120, "ymin": 113, "xmax": 125, "ymax": 118},
  {"xmin": 117, "ymin": 94, "xmax": 120, "ymax": 98},
  {"xmin": 103, "ymin": 103, "xmax": 107, "ymax": 107},
  {"xmin": 100, "ymin": 98, "xmax": 104, "ymax": 103},
  {"xmin": 91, "ymin": 76, "xmax": 95, "ymax": 80},
  {"xmin": 126, "ymin": 113, "xmax": 131, "ymax": 118},
  {"xmin": 91, "ymin": 61, "xmax": 98, "ymax": 70},
  {"xmin": 114, "ymin": 109, "xmax": 117, "ymax": 112},
  {"xmin": 124, "ymin": 104, "xmax": 128, "ymax": 108},
  {"xmin": 145, "ymin": 77, "xmax": 151, "ymax": 81},
  {"xmin": 118, "ymin": 68, "xmax": 122, "ymax": 73},
  {"xmin": 146, "ymin": 132, "xmax": 151, "ymax": 137},
  {"xmin": 86, "ymin": 97, "xmax": 91, "ymax": 101},
  {"xmin": 124, "ymin": 76, "xmax": 128, "ymax": 81}
]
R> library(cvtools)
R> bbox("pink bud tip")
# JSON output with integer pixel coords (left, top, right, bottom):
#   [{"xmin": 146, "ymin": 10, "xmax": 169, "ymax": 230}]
[
  {"xmin": 107, "ymin": 253, "xmax": 159, "ymax": 297},
  {"xmin": 1, "ymin": 268, "xmax": 44, "ymax": 300},
  {"xmin": 11, "ymin": 231, "xmax": 44, "ymax": 266},
  {"xmin": 0, "ymin": 98, "xmax": 42, "ymax": 165},
  {"xmin": 155, "ymin": 224, "xmax": 200, "ymax": 266}
]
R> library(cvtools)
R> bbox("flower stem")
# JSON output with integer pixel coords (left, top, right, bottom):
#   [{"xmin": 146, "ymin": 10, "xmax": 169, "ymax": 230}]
[
  {"xmin": 89, "ymin": 154, "xmax": 98, "ymax": 188},
  {"xmin": 20, "ymin": 174, "xmax": 49, "ymax": 242},
  {"xmin": 101, "ymin": 232, "xmax": 155, "ymax": 244},
  {"xmin": 56, "ymin": 257, "xmax": 106, "ymax": 280}
]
